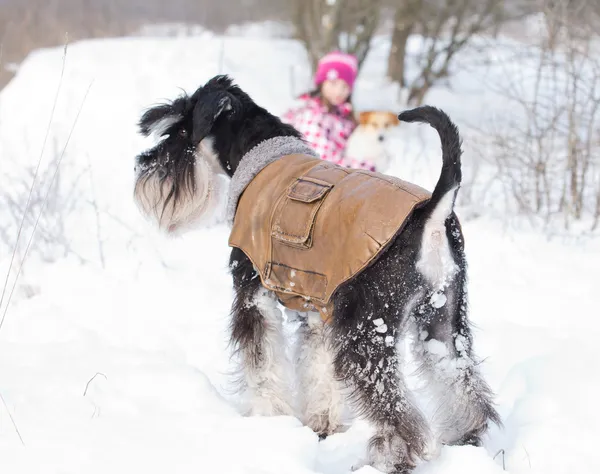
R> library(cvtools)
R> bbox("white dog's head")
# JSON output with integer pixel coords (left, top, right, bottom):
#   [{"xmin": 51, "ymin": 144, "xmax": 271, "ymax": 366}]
[{"xmin": 345, "ymin": 111, "xmax": 400, "ymax": 172}]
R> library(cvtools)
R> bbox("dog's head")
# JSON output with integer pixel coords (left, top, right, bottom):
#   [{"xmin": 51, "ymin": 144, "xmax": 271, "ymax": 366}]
[
  {"xmin": 357, "ymin": 111, "xmax": 400, "ymax": 141},
  {"xmin": 345, "ymin": 111, "xmax": 401, "ymax": 172},
  {"xmin": 133, "ymin": 75, "xmax": 300, "ymax": 234}
]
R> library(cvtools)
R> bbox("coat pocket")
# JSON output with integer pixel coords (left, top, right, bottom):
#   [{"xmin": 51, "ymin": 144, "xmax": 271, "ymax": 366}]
[{"xmin": 271, "ymin": 177, "xmax": 333, "ymax": 249}]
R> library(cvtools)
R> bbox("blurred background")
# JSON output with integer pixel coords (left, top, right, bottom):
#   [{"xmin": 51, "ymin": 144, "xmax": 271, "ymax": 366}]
[{"xmin": 1, "ymin": 0, "xmax": 597, "ymax": 97}]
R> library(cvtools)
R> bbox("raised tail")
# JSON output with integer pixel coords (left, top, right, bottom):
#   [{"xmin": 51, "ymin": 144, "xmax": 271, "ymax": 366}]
[{"xmin": 398, "ymin": 106, "xmax": 462, "ymax": 218}]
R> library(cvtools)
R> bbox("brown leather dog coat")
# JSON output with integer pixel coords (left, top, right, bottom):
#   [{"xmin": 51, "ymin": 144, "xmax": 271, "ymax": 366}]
[{"xmin": 228, "ymin": 154, "xmax": 431, "ymax": 321}]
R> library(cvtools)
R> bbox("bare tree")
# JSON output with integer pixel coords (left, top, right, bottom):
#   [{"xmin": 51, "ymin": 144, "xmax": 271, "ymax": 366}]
[
  {"xmin": 386, "ymin": 0, "xmax": 423, "ymax": 90},
  {"xmin": 487, "ymin": 0, "xmax": 600, "ymax": 230},
  {"xmin": 292, "ymin": 0, "xmax": 382, "ymax": 72},
  {"xmin": 386, "ymin": 0, "xmax": 526, "ymax": 105}
]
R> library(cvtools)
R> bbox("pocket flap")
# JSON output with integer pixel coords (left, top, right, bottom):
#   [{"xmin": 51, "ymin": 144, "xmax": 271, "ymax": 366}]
[
  {"xmin": 272, "ymin": 178, "xmax": 333, "ymax": 248},
  {"xmin": 288, "ymin": 178, "xmax": 332, "ymax": 203}
]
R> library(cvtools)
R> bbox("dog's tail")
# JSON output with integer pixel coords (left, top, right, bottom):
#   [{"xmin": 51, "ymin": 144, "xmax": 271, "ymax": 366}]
[{"xmin": 398, "ymin": 106, "xmax": 462, "ymax": 219}]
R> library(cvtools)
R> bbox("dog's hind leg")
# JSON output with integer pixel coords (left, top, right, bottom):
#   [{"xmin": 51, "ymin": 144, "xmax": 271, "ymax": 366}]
[
  {"xmin": 411, "ymin": 286, "xmax": 501, "ymax": 447},
  {"xmin": 332, "ymin": 300, "xmax": 431, "ymax": 473},
  {"xmin": 412, "ymin": 216, "xmax": 501, "ymax": 447},
  {"xmin": 295, "ymin": 312, "xmax": 346, "ymax": 438},
  {"xmin": 228, "ymin": 248, "xmax": 294, "ymax": 417}
]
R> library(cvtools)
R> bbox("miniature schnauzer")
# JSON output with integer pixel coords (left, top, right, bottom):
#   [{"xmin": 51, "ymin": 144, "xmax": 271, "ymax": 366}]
[{"xmin": 133, "ymin": 75, "xmax": 501, "ymax": 473}]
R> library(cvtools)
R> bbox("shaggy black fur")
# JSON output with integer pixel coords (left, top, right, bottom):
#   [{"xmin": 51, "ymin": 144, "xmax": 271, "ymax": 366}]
[
  {"xmin": 226, "ymin": 106, "xmax": 500, "ymax": 473},
  {"xmin": 134, "ymin": 75, "xmax": 501, "ymax": 474},
  {"xmin": 397, "ymin": 107, "xmax": 462, "ymax": 210},
  {"xmin": 134, "ymin": 76, "xmax": 302, "ymax": 224},
  {"xmin": 136, "ymin": 74, "xmax": 301, "ymax": 174}
]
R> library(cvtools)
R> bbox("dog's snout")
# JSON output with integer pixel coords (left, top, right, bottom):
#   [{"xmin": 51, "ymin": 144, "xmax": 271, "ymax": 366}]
[{"xmin": 378, "ymin": 135, "xmax": 385, "ymax": 142}]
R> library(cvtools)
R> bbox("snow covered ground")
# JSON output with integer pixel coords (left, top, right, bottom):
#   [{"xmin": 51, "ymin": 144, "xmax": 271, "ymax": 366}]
[{"xmin": 0, "ymin": 24, "xmax": 598, "ymax": 474}]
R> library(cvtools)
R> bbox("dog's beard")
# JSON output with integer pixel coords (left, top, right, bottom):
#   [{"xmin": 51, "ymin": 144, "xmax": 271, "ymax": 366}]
[{"xmin": 134, "ymin": 142, "xmax": 226, "ymax": 234}]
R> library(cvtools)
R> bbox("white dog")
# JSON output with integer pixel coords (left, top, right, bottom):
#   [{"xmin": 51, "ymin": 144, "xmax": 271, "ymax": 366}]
[{"xmin": 344, "ymin": 111, "xmax": 400, "ymax": 172}]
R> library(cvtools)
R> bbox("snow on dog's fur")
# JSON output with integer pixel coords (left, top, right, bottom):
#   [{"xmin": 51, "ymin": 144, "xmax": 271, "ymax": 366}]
[{"xmin": 133, "ymin": 75, "xmax": 501, "ymax": 474}]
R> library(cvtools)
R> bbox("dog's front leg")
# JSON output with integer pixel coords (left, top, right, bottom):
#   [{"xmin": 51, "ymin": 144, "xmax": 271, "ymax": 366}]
[
  {"xmin": 229, "ymin": 249, "xmax": 294, "ymax": 417},
  {"xmin": 295, "ymin": 312, "xmax": 346, "ymax": 438}
]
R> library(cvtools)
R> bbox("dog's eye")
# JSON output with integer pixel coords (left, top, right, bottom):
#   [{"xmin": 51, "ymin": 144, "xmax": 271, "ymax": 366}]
[{"xmin": 179, "ymin": 129, "xmax": 188, "ymax": 138}]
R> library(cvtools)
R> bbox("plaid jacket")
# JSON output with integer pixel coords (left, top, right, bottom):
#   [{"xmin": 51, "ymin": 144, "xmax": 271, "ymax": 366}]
[{"xmin": 282, "ymin": 95, "xmax": 358, "ymax": 167}]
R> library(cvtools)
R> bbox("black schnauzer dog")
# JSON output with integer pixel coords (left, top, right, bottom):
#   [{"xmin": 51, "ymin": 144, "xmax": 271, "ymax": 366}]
[{"xmin": 133, "ymin": 75, "xmax": 500, "ymax": 473}]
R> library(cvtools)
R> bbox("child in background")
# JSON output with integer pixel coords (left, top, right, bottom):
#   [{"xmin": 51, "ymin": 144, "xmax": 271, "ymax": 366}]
[{"xmin": 283, "ymin": 51, "xmax": 372, "ymax": 169}]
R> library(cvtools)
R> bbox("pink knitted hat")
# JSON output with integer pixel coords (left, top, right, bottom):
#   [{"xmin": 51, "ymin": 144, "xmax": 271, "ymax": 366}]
[{"xmin": 315, "ymin": 51, "xmax": 358, "ymax": 89}]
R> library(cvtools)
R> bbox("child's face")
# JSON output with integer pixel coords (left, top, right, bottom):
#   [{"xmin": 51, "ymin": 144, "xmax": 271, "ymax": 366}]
[{"xmin": 321, "ymin": 78, "xmax": 351, "ymax": 106}]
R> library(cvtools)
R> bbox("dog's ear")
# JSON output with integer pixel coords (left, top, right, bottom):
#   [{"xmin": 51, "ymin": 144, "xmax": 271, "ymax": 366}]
[
  {"xmin": 138, "ymin": 99, "xmax": 185, "ymax": 137},
  {"xmin": 192, "ymin": 77, "xmax": 242, "ymax": 142},
  {"xmin": 359, "ymin": 111, "xmax": 373, "ymax": 126},
  {"xmin": 386, "ymin": 112, "xmax": 400, "ymax": 126}
]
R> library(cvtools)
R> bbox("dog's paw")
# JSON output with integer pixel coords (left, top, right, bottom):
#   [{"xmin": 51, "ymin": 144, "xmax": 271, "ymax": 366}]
[
  {"xmin": 351, "ymin": 458, "xmax": 410, "ymax": 473},
  {"xmin": 365, "ymin": 431, "xmax": 421, "ymax": 474},
  {"xmin": 315, "ymin": 422, "xmax": 352, "ymax": 440},
  {"xmin": 421, "ymin": 437, "xmax": 442, "ymax": 461},
  {"xmin": 246, "ymin": 393, "xmax": 294, "ymax": 417},
  {"xmin": 350, "ymin": 458, "xmax": 368, "ymax": 472}
]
